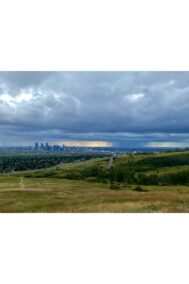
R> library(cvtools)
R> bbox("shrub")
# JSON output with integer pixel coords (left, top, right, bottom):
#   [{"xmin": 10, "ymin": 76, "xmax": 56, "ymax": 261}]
[
  {"xmin": 85, "ymin": 177, "xmax": 98, "ymax": 182},
  {"xmin": 109, "ymin": 183, "xmax": 121, "ymax": 190},
  {"xmin": 133, "ymin": 185, "xmax": 143, "ymax": 192}
]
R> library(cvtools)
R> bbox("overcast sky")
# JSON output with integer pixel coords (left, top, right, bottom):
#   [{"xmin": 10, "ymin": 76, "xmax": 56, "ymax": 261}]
[{"xmin": 0, "ymin": 71, "xmax": 189, "ymax": 147}]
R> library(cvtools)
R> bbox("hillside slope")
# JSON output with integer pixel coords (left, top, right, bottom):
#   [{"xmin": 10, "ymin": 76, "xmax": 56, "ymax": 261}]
[
  {"xmin": 1, "ymin": 150, "xmax": 189, "ymax": 212},
  {"xmin": 18, "ymin": 150, "xmax": 189, "ymax": 186}
]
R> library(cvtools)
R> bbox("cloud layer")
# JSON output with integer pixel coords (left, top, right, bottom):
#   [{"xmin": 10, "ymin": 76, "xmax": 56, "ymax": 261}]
[{"xmin": 0, "ymin": 71, "xmax": 189, "ymax": 147}]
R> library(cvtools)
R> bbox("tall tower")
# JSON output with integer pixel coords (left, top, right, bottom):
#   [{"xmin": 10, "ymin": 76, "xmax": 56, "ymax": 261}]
[
  {"xmin": 41, "ymin": 143, "xmax": 44, "ymax": 150},
  {"xmin": 45, "ymin": 142, "xmax": 49, "ymax": 150},
  {"xmin": 35, "ymin": 142, "xmax": 38, "ymax": 150}
]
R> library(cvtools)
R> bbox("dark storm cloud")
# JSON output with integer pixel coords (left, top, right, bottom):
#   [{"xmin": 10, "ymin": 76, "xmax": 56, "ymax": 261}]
[
  {"xmin": 0, "ymin": 72, "xmax": 54, "ymax": 91},
  {"xmin": 0, "ymin": 71, "xmax": 189, "ymax": 146}
]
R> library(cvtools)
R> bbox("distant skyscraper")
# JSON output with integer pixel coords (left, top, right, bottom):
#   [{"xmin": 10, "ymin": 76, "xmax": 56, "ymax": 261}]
[
  {"xmin": 40, "ymin": 143, "xmax": 44, "ymax": 150},
  {"xmin": 45, "ymin": 142, "xmax": 50, "ymax": 151},
  {"xmin": 35, "ymin": 142, "xmax": 38, "ymax": 150}
]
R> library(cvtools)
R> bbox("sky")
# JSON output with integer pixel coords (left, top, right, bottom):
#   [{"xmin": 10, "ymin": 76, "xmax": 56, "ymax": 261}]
[{"xmin": 0, "ymin": 71, "xmax": 189, "ymax": 148}]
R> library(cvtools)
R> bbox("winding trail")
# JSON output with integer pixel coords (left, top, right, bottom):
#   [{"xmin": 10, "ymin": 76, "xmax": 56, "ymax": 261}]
[{"xmin": 19, "ymin": 177, "xmax": 25, "ymax": 190}]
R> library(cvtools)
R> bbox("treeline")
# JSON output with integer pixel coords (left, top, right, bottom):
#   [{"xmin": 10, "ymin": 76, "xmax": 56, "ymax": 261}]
[
  {"xmin": 136, "ymin": 171, "xmax": 189, "ymax": 186},
  {"xmin": 19, "ymin": 153, "xmax": 189, "ymax": 186},
  {"xmin": 0, "ymin": 153, "xmax": 105, "ymax": 172},
  {"xmin": 134, "ymin": 154, "xmax": 189, "ymax": 171},
  {"xmin": 60, "ymin": 165, "xmax": 189, "ymax": 186}
]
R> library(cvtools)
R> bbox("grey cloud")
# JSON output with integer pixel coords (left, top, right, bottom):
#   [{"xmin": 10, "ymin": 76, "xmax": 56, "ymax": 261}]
[{"xmin": 0, "ymin": 71, "xmax": 189, "ymax": 146}]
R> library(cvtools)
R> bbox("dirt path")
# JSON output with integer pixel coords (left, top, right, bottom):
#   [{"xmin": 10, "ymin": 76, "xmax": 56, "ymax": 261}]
[{"xmin": 19, "ymin": 177, "xmax": 25, "ymax": 190}]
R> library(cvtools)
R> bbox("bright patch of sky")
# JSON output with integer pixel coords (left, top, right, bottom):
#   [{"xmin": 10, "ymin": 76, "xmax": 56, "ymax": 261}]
[
  {"xmin": 0, "ymin": 90, "xmax": 33, "ymax": 107},
  {"xmin": 53, "ymin": 140, "xmax": 113, "ymax": 147},
  {"xmin": 125, "ymin": 93, "xmax": 145, "ymax": 102}
]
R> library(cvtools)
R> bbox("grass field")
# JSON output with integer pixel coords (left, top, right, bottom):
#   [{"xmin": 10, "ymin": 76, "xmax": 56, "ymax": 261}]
[
  {"xmin": 1, "ymin": 176, "xmax": 189, "ymax": 212},
  {"xmin": 1, "ymin": 150, "xmax": 189, "ymax": 212}
]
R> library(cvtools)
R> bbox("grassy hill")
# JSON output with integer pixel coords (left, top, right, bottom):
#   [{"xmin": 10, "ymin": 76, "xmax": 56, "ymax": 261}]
[
  {"xmin": 17, "ymin": 150, "xmax": 189, "ymax": 185},
  {"xmin": 1, "ymin": 150, "xmax": 189, "ymax": 212}
]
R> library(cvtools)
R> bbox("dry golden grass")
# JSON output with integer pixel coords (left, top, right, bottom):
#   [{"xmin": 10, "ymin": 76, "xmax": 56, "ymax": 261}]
[{"xmin": 0, "ymin": 176, "xmax": 189, "ymax": 212}]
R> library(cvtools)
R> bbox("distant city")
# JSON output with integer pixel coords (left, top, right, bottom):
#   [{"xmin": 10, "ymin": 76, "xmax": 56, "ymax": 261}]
[
  {"xmin": 33, "ymin": 142, "xmax": 119, "ymax": 153},
  {"xmin": 0, "ymin": 142, "xmax": 115, "ymax": 153},
  {"xmin": 33, "ymin": 142, "xmax": 113, "ymax": 152},
  {"xmin": 34, "ymin": 142, "xmax": 67, "ymax": 152},
  {"xmin": 0, "ymin": 142, "xmax": 183, "ymax": 154}
]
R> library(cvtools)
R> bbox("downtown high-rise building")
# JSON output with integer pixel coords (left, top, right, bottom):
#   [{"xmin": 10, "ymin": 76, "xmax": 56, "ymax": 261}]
[{"xmin": 34, "ymin": 142, "xmax": 38, "ymax": 150}]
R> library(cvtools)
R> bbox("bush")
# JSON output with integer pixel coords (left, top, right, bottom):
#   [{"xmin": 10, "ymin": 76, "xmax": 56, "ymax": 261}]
[
  {"xmin": 133, "ymin": 185, "xmax": 143, "ymax": 192},
  {"xmin": 109, "ymin": 183, "xmax": 121, "ymax": 190},
  {"xmin": 85, "ymin": 177, "xmax": 98, "ymax": 182}
]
